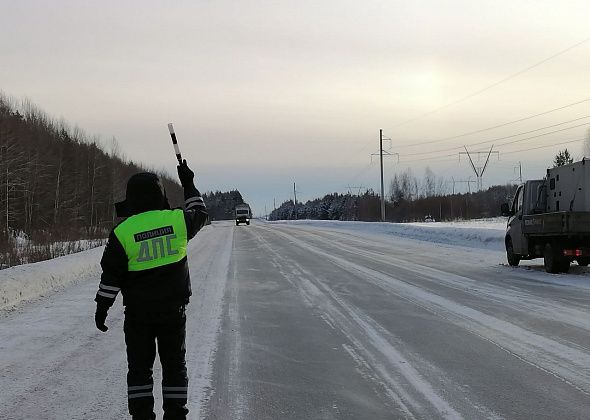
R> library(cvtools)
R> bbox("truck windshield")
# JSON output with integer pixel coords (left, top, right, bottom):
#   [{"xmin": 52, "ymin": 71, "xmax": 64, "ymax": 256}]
[{"xmin": 237, "ymin": 210, "xmax": 249, "ymax": 215}]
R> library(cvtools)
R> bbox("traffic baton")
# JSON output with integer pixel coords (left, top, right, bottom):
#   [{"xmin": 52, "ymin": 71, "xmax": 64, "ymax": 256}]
[{"xmin": 167, "ymin": 123, "xmax": 183, "ymax": 164}]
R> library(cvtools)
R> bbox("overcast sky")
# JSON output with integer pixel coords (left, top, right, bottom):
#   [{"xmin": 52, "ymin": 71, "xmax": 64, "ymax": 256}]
[{"xmin": 2, "ymin": 0, "xmax": 590, "ymax": 215}]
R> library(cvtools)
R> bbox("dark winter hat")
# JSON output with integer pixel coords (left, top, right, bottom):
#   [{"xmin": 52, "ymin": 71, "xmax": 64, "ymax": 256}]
[{"xmin": 115, "ymin": 172, "xmax": 170, "ymax": 217}]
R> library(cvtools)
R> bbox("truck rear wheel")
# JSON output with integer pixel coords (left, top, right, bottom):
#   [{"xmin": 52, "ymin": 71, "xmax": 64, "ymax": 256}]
[
  {"xmin": 560, "ymin": 261, "xmax": 571, "ymax": 273},
  {"xmin": 506, "ymin": 238, "xmax": 520, "ymax": 267},
  {"xmin": 544, "ymin": 243, "xmax": 566, "ymax": 274}
]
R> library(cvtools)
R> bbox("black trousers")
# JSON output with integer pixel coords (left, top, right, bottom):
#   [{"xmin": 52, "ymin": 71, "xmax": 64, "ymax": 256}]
[{"xmin": 124, "ymin": 305, "xmax": 189, "ymax": 420}]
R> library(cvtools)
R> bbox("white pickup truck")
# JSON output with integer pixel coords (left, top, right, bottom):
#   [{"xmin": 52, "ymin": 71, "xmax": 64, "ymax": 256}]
[{"xmin": 501, "ymin": 159, "xmax": 590, "ymax": 273}]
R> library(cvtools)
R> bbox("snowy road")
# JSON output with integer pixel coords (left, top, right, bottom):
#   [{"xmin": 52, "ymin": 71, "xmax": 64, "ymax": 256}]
[
  {"xmin": 0, "ymin": 224, "xmax": 232, "ymax": 420},
  {"xmin": 2, "ymin": 220, "xmax": 590, "ymax": 419},
  {"xmin": 205, "ymin": 221, "xmax": 590, "ymax": 419}
]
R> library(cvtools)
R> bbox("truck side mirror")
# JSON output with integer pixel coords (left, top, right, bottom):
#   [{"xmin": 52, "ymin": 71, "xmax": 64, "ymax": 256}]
[{"xmin": 500, "ymin": 203, "xmax": 512, "ymax": 217}]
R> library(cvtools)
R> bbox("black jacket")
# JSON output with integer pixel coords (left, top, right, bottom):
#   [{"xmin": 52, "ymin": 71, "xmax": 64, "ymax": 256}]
[{"xmin": 95, "ymin": 183, "xmax": 208, "ymax": 310}]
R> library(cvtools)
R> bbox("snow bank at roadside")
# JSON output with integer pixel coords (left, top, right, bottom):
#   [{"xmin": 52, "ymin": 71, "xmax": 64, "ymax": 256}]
[
  {"xmin": 267, "ymin": 218, "xmax": 507, "ymax": 251},
  {"xmin": 0, "ymin": 246, "xmax": 104, "ymax": 310}
]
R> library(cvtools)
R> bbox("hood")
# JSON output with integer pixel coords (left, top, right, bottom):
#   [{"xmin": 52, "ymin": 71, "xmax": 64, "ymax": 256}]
[{"xmin": 115, "ymin": 172, "xmax": 170, "ymax": 217}]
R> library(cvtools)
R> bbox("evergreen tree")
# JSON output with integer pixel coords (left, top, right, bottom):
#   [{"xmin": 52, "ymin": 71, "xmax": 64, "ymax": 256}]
[
  {"xmin": 553, "ymin": 149, "xmax": 573, "ymax": 167},
  {"xmin": 202, "ymin": 190, "xmax": 245, "ymax": 220}
]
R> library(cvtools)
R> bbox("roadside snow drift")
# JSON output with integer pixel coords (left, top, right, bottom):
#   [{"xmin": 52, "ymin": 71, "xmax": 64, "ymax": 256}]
[
  {"xmin": 268, "ymin": 218, "xmax": 506, "ymax": 251},
  {"xmin": 0, "ymin": 246, "xmax": 103, "ymax": 310}
]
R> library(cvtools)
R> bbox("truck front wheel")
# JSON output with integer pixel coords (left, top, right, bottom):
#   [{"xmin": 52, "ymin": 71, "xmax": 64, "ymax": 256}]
[{"xmin": 506, "ymin": 238, "xmax": 520, "ymax": 267}]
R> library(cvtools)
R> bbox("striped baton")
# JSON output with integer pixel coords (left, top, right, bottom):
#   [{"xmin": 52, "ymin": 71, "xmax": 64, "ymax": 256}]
[{"xmin": 167, "ymin": 123, "xmax": 183, "ymax": 165}]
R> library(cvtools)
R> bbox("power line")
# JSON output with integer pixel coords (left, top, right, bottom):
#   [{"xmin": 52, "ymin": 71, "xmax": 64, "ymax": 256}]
[
  {"xmin": 399, "ymin": 136, "xmax": 586, "ymax": 164},
  {"xmin": 401, "ymin": 117, "xmax": 590, "ymax": 156},
  {"xmin": 390, "ymin": 37, "xmax": 590, "ymax": 129},
  {"xmin": 499, "ymin": 137, "xmax": 585, "ymax": 156},
  {"xmin": 400, "ymin": 117, "xmax": 590, "ymax": 158},
  {"xmin": 345, "ymin": 162, "xmax": 375, "ymax": 186},
  {"xmin": 342, "ymin": 98, "xmax": 590, "ymax": 166},
  {"xmin": 343, "ymin": 138, "xmax": 399, "ymax": 191},
  {"xmin": 399, "ymin": 155, "xmax": 458, "ymax": 164},
  {"xmin": 493, "ymin": 122, "xmax": 589, "ymax": 148},
  {"xmin": 397, "ymin": 98, "xmax": 590, "ymax": 148}
]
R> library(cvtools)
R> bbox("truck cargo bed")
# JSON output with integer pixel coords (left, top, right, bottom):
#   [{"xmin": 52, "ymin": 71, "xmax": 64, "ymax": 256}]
[{"xmin": 523, "ymin": 211, "xmax": 590, "ymax": 236}]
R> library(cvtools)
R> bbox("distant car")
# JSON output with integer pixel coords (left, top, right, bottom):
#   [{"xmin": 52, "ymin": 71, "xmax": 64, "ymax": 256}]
[{"xmin": 424, "ymin": 215, "xmax": 435, "ymax": 222}]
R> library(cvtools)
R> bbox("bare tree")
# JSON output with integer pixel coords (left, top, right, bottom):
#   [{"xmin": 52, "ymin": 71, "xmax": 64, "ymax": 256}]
[
  {"xmin": 436, "ymin": 176, "xmax": 447, "ymax": 196},
  {"xmin": 0, "ymin": 92, "xmax": 184, "ymax": 266},
  {"xmin": 0, "ymin": 128, "xmax": 27, "ymax": 235},
  {"xmin": 389, "ymin": 174, "xmax": 402, "ymax": 202},
  {"xmin": 423, "ymin": 167, "xmax": 436, "ymax": 198}
]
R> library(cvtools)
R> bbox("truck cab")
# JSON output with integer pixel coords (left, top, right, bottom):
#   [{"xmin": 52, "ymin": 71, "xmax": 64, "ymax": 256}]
[{"xmin": 504, "ymin": 180, "xmax": 545, "ymax": 261}]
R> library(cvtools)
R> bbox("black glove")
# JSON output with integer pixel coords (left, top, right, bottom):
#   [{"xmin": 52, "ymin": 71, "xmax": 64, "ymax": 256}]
[
  {"xmin": 95, "ymin": 306, "xmax": 109, "ymax": 332},
  {"xmin": 177, "ymin": 159, "xmax": 194, "ymax": 188}
]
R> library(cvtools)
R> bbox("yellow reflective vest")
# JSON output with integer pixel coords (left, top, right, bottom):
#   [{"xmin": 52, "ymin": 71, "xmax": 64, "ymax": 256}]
[{"xmin": 114, "ymin": 209, "xmax": 188, "ymax": 272}]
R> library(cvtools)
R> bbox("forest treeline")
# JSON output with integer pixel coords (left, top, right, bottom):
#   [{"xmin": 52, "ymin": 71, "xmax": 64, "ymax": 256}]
[
  {"xmin": 0, "ymin": 94, "xmax": 240, "ymax": 267},
  {"xmin": 268, "ymin": 150, "xmax": 580, "ymax": 222},
  {"xmin": 202, "ymin": 190, "xmax": 245, "ymax": 221},
  {"xmin": 269, "ymin": 168, "xmax": 518, "ymax": 222}
]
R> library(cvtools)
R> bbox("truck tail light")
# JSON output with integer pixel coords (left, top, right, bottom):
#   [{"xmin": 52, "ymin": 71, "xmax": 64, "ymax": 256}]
[{"xmin": 563, "ymin": 249, "xmax": 586, "ymax": 257}]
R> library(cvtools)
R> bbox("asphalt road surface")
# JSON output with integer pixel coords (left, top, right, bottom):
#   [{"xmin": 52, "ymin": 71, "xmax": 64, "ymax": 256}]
[
  {"xmin": 204, "ymin": 221, "xmax": 590, "ymax": 420},
  {"xmin": 2, "ymin": 220, "xmax": 590, "ymax": 419}
]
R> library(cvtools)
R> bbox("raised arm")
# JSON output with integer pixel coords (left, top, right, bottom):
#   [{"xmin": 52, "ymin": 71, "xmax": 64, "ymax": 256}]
[{"xmin": 177, "ymin": 159, "xmax": 208, "ymax": 239}]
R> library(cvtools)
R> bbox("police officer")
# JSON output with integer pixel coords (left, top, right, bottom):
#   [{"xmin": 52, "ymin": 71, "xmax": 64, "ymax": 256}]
[{"xmin": 94, "ymin": 160, "xmax": 208, "ymax": 420}]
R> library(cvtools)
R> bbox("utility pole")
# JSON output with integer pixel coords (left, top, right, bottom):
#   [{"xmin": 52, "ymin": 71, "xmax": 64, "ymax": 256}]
[
  {"xmin": 514, "ymin": 162, "xmax": 523, "ymax": 183},
  {"xmin": 380, "ymin": 129, "xmax": 385, "ymax": 221},
  {"xmin": 293, "ymin": 182, "xmax": 297, "ymax": 220},
  {"xmin": 371, "ymin": 129, "xmax": 398, "ymax": 222}
]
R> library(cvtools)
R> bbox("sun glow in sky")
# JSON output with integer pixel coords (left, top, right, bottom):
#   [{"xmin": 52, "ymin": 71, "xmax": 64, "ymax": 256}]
[{"xmin": 1, "ymin": 0, "xmax": 590, "ymax": 214}]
